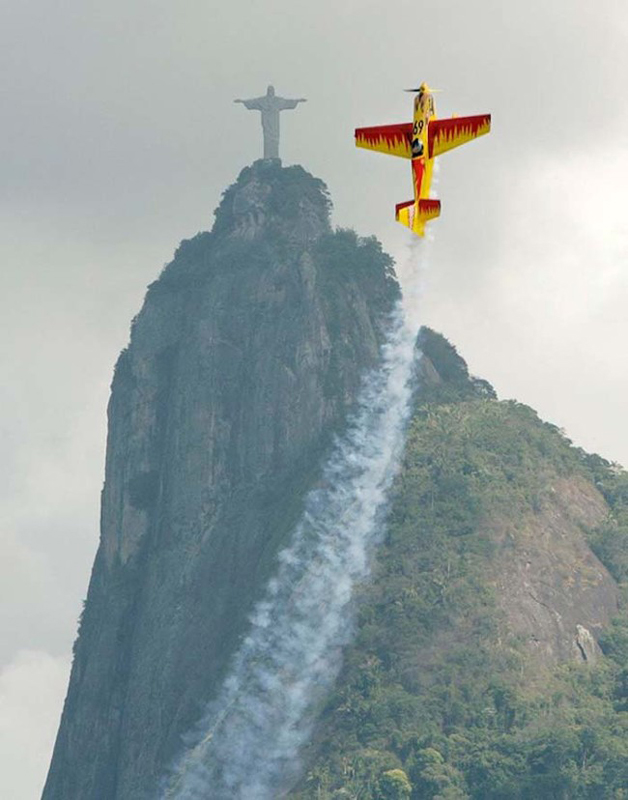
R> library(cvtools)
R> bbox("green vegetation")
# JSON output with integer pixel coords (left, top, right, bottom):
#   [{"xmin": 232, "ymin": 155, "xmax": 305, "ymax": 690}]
[
  {"xmin": 146, "ymin": 161, "xmax": 335, "ymax": 292},
  {"xmin": 581, "ymin": 453, "xmax": 628, "ymax": 585},
  {"xmin": 212, "ymin": 160, "xmax": 331, "ymax": 236},
  {"xmin": 292, "ymin": 336, "xmax": 628, "ymax": 799},
  {"xmin": 379, "ymin": 769, "xmax": 413, "ymax": 798},
  {"xmin": 314, "ymin": 230, "xmax": 400, "ymax": 400}
]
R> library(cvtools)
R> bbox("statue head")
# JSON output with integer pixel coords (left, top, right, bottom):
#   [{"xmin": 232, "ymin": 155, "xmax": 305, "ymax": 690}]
[{"xmin": 267, "ymin": 85, "xmax": 275, "ymax": 97}]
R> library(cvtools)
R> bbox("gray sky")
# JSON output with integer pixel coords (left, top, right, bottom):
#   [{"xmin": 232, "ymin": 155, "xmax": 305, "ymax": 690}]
[{"xmin": 1, "ymin": 2, "xmax": 627, "ymax": 796}]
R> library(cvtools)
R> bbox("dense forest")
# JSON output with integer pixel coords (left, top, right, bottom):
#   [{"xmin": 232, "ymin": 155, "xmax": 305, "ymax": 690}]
[{"xmin": 293, "ymin": 332, "xmax": 628, "ymax": 799}]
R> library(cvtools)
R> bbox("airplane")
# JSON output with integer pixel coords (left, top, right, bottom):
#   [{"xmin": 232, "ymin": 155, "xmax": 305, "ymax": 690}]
[{"xmin": 355, "ymin": 83, "xmax": 491, "ymax": 236}]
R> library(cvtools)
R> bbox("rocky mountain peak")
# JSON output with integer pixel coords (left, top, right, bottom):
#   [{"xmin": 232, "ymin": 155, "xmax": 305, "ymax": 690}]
[
  {"xmin": 43, "ymin": 164, "xmax": 399, "ymax": 800},
  {"xmin": 212, "ymin": 160, "xmax": 332, "ymax": 242}
]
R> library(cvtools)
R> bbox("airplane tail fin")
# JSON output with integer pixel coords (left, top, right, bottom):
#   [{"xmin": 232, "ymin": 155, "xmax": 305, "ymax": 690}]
[{"xmin": 395, "ymin": 198, "xmax": 441, "ymax": 236}]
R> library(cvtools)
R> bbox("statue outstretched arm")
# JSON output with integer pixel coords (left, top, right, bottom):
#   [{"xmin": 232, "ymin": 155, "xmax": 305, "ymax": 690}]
[
  {"xmin": 234, "ymin": 97, "xmax": 264, "ymax": 110},
  {"xmin": 277, "ymin": 97, "xmax": 307, "ymax": 110}
]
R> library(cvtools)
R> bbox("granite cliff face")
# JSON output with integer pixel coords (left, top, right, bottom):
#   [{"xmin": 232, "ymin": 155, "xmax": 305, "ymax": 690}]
[{"xmin": 43, "ymin": 162, "xmax": 400, "ymax": 799}]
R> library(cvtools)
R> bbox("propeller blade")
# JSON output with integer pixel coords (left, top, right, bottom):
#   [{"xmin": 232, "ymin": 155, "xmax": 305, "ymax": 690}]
[{"xmin": 403, "ymin": 87, "xmax": 442, "ymax": 93}]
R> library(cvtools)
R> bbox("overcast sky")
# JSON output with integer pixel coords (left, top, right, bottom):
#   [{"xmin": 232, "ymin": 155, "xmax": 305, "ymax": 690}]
[{"xmin": 1, "ymin": 2, "xmax": 627, "ymax": 797}]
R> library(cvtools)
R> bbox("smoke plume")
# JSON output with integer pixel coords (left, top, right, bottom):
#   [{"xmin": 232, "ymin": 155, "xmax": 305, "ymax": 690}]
[{"xmin": 163, "ymin": 246, "xmax": 425, "ymax": 799}]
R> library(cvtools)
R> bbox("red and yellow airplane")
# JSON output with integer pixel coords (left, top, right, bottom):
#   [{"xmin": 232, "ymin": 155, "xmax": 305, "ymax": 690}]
[{"xmin": 355, "ymin": 83, "xmax": 491, "ymax": 236}]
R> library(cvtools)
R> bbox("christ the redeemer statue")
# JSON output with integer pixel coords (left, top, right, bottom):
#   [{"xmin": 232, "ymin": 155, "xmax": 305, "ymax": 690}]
[{"xmin": 234, "ymin": 85, "xmax": 307, "ymax": 160}]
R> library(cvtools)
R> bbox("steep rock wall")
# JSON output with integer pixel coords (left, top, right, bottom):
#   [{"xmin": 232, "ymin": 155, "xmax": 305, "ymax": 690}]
[{"xmin": 43, "ymin": 162, "xmax": 400, "ymax": 800}]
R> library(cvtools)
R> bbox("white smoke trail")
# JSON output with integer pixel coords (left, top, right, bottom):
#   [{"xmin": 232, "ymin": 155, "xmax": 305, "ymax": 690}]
[{"xmin": 162, "ymin": 243, "xmax": 426, "ymax": 800}]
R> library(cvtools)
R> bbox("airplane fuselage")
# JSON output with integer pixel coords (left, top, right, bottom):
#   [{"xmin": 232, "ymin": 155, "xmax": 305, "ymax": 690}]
[
  {"xmin": 395, "ymin": 88, "xmax": 440, "ymax": 235},
  {"xmin": 410, "ymin": 89, "xmax": 437, "ymax": 224}
]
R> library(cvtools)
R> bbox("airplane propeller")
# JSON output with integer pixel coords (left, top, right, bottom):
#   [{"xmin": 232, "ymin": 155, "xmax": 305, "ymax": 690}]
[{"xmin": 404, "ymin": 87, "xmax": 442, "ymax": 93}]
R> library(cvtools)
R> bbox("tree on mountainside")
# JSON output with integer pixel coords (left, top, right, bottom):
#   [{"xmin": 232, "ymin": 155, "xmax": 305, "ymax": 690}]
[{"xmin": 378, "ymin": 769, "xmax": 412, "ymax": 799}]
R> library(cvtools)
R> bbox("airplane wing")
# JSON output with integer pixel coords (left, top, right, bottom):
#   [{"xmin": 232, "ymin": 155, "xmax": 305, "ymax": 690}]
[
  {"xmin": 428, "ymin": 114, "xmax": 491, "ymax": 158},
  {"xmin": 355, "ymin": 123, "xmax": 413, "ymax": 159}
]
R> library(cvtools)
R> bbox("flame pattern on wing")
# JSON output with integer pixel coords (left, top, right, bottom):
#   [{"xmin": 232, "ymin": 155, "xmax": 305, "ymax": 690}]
[
  {"xmin": 417, "ymin": 199, "xmax": 441, "ymax": 221},
  {"xmin": 428, "ymin": 114, "xmax": 491, "ymax": 158},
  {"xmin": 396, "ymin": 197, "xmax": 440, "ymax": 236},
  {"xmin": 355, "ymin": 123, "xmax": 413, "ymax": 159}
]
